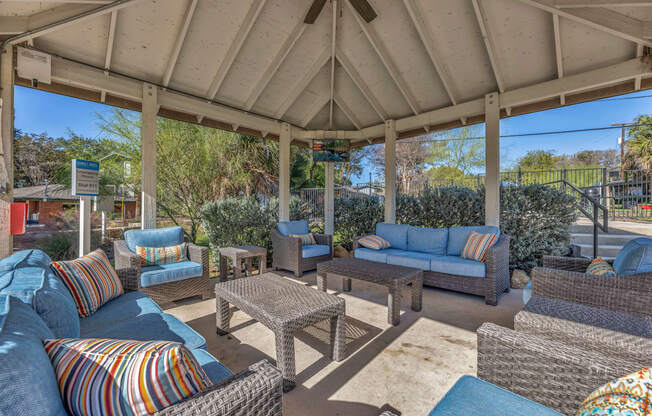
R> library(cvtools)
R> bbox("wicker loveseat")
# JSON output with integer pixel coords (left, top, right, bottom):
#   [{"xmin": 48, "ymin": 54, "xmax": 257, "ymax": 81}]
[
  {"xmin": 0, "ymin": 249, "xmax": 283, "ymax": 416},
  {"xmin": 353, "ymin": 223, "xmax": 510, "ymax": 305},
  {"xmin": 271, "ymin": 220, "xmax": 333, "ymax": 276},
  {"xmin": 114, "ymin": 226, "xmax": 212, "ymax": 307}
]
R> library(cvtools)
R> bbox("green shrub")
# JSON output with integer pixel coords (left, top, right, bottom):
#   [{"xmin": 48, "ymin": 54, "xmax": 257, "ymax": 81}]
[
  {"xmin": 36, "ymin": 233, "xmax": 76, "ymax": 261},
  {"xmin": 334, "ymin": 196, "xmax": 383, "ymax": 250},
  {"xmin": 397, "ymin": 186, "xmax": 484, "ymax": 228},
  {"xmin": 200, "ymin": 196, "xmax": 308, "ymax": 266}
]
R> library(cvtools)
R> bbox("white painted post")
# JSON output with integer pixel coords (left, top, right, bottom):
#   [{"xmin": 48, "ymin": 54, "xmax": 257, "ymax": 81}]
[
  {"xmin": 324, "ymin": 162, "xmax": 334, "ymax": 235},
  {"xmin": 0, "ymin": 46, "xmax": 14, "ymax": 258},
  {"xmin": 279, "ymin": 123, "xmax": 291, "ymax": 222},
  {"xmin": 79, "ymin": 197, "xmax": 91, "ymax": 256},
  {"xmin": 384, "ymin": 120, "xmax": 397, "ymax": 223},
  {"xmin": 141, "ymin": 83, "xmax": 157, "ymax": 229},
  {"xmin": 485, "ymin": 92, "xmax": 500, "ymax": 226},
  {"xmin": 101, "ymin": 210, "xmax": 106, "ymax": 242}
]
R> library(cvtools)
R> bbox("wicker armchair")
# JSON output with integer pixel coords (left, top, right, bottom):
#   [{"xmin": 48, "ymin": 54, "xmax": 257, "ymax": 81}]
[
  {"xmin": 531, "ymin": 255, "xmax": 652, "ymax": 317},
  {"xmin": 114, "ymin": 239, "xmax": 212, "ymax": 307},
  {"xmin": 271, "ymin": 229, "xmax": 333, "ymax": 277}
]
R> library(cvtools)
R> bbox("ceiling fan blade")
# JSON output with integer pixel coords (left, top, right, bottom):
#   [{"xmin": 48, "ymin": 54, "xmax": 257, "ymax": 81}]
[
  {"xmin": 304, "ymin": 0, "xmax": 328, "ymax": 24},
  {"xmin": 349, "ymin": 0, "xmax": 377, "ymax": 23}
]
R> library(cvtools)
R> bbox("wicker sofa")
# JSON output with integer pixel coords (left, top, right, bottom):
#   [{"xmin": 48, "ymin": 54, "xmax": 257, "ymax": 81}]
[
  {"xmin": 0, "ymin": 249, "xmax": 283, "ymax": 416},
  {"xmin": 271, "ymin": 220, "xmax": 333, "ymax": 277},
  {"xmin": 353, "ymin": 223, "xmax": 510, "ymax": 305},
  {"xmin": 114, "ymin": 226, "xmax": 212, "ymax": 307}
]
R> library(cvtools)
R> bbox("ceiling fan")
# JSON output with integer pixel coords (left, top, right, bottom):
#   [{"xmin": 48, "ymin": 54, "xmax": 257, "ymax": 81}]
[{"xmin": 304, "ymin": 0, "xmax": 377, "ymax": 24}]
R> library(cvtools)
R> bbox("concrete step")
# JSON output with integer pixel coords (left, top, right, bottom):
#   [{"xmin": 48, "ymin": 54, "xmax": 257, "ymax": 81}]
[
  {"xmin": 571, "ymin": 218, "xmax": 652, "ymax": 236},
  {"xmin": 570, "ymin": 233, "xmax": 640, "ymax": 246},
  {"xmin": 574, "ymin": 243, "xmax": 620, "ymax": 259}
]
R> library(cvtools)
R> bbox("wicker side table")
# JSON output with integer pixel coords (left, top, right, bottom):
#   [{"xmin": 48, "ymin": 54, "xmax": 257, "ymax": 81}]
[
  {"xmin": 219, "ymin": 245, "xmax": 267, "ymax": 280},
  {"xmin": 215, "ymin": 273, "xmax": 346, "ymax": 392}
]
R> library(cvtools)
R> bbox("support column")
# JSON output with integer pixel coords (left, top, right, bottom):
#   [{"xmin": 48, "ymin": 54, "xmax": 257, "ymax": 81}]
[
  {"xmin": 279, "ymin": 123, "xmax": 291, "ymax": 222},
  {"xmin": 384, "ymin": 120, "xmax": 397, "ymax": 223},
  {"xmin": 79, "ymin": 198, "xmax": 91, "ymax": 256},
  {"xmin": 141, "ymin": 83, "xmax": 157, "ymax": 229},
  {"xmin": 324, "ymin": 162, "xmax": 334, "ymax": 235},
  {"xmin": 484, "ymin": 92, "xmax": 500, "ymax": 226},
  {"xmin": 0, "ymin": 46, "xmax": 14, "ymax": 258}
]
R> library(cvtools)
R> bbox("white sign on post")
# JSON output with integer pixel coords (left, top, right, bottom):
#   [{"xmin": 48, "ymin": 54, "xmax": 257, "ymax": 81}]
[{"xmin": 72, "ymin": 159, "xmax": 99, "ymax": 197}]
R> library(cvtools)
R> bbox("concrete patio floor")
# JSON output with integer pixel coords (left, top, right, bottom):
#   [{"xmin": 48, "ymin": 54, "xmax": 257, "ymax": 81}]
[{"xmin": 165, "ymin": 271, "xmax": 524, "ymax": 416}]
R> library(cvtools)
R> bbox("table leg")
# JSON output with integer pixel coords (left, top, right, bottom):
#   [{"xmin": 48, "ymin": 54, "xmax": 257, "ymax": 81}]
[
  {"xmin": 246, "ymin": 258, "xmax": 253, "ymax": 276},
  {"xmin": 387, "ymin": 283, "xmax": 401, "ymax": 326},
  {"xmin": 411, "ymin": 275, "xmax": 423, "ymax": 312},
  {"xmin": 216, "ymin": 295, "xmax": 230, "ymax": 335},
  {"xmin": 274, "ymin": 328, "xmax": 296, "ymax": 392},
  {"xmin": 233, "ymin": 256, "xmax": 241, "ymax": 279},
  {"xmin": 330, "ymin": 313, "xmax": 346, "ymax": 362},
  {"xmin": 219, "ymin": 254, "xmax": 227, "ymax": 281},
  {"xmin": 342, "ymin": 277, "xmax": 352, "ymax": 292},
  {"xmin": 317, "ymin": 272, "xmax": 327, "ymax": 292},
  {"xmin": 259, "ymin": 255, "xmax": 266, "ymax": 274}
]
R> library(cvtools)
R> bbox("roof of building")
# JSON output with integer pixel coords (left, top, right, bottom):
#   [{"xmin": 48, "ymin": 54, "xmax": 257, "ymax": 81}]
[{"xmin": 13, "ymin": 184, "xmax": 136, "ymax": 202}]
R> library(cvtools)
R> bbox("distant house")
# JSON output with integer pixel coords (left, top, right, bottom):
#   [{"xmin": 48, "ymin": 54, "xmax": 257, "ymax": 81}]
[{"xmin": 13, "ymin": 184, "xmax": 137, "ymax": 226}]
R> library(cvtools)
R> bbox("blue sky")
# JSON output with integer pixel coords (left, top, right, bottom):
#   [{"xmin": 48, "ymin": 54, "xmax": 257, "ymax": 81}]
[{"xmin": 14, "ymin": 85, "xmax": 652, "ymax": 183}]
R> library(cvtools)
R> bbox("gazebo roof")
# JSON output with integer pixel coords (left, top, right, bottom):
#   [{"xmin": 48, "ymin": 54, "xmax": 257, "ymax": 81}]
[{"xmin": 2, "ymin": 0, "xmax": 652, "ymax": 145}]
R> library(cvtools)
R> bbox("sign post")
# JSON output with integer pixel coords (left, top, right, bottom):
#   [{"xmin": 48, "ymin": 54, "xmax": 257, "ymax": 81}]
[{"xmin": 72, "ymin": 159, "xmax": 99, "ymax": 256}]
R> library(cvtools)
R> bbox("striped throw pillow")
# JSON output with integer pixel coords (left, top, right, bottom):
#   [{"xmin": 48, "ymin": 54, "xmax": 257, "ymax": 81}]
[
  {"xmin": 358, "ymin": 235, "xmax": 391, "ymax": 250},
  {"xmin": 44, "ymin": 338, "xmax": 212, "ymax": 416},
  {"xmin": 461, "ymin": 232, "xmax": 499, "ymax": 262},
  {"xmin": 135, "ymin": 243, "xmax": 186, "ymax": 266},
  {"xmin": 50, "ymin": 249, "xmax": 123, "ymax": 317},
  {"xmin": 289, "ymin": 233, "xmax": 317, "ymax": 245},
  {"xmin": 586, "ymin": 257, "xmax": 616, "ymax": 276}
]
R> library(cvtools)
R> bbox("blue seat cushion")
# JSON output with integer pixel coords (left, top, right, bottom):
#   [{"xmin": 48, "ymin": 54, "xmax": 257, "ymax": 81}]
[
  {"xmin": 354, "ymin": 248, "xmax": 406, "ymax": 263},
  {"xmin": 613, "ymin": 237, "xmax": 652, "ymax": 275},
  {"xmin": 79, "ymin": 290, "xmax": 162, "ymax": 336},
  {"xmin": 523, "ymin": 281, "xmax": 532, "ymax": 304},
  {"xmin": 407, "ymin": 226, "xmax": 448, "ymax": 255},
  {"xmin": 191, "ymin": 348, "xmax": 234, "ymax": 385},
  {"xmin": 140, "ymin": 260, "xmax": 203, "ymax": 288},
  {"xmin": 302, "ymin": 244, "xmax": 330, "ymax": 258},
  {"xmin": 429, "ymin": 376, "xmax": 562, "ymax": 416},
  {"xmin": 387, "ymin": 251, "xmax": 443, "ymax": 270},
  {"xmin": 430, "ymin": 255, "xmax": 486, "ymax": 278},
  {"xmin": 124, "ymin": 226, "xmax": 184, "ymax": 253},
  {"xmin": 376, "ymin": 223, "xmax": 410, "ymax": 250},
  {"xmin": 278, "ymin": 220, "xmax": 309, "ymax": 236},
  {"xmin": 82, "ymin": 312, "xmax": 207, "ymax": 350},
  {"xmin": 0, "ymin": 295, "xmax": 68, "ymax": 416},
  {"xmin": 0, "ymin": 249, "xmax": 79, "ymax": 338},
  {"xmin": 447, "ymin": 226, "xmax": 500, "ymax": 256}
]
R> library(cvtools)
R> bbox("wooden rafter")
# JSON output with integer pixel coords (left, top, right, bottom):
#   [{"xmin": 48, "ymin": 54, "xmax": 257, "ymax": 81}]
[
  {"xmin": 552, "ymin": 13, "xmax": 566, "ymax": 104},
  {"xmin": 471, "ymin": 0, "xmax": 506, "ymax": 93},
  {"xmin": 162, "ymin": 0, "xmax": 197, "ymax": 87},
  {"xmin": 104, "ymin": 11, "xmax": 117, "ymax": 70},
  {"xmin": 334, "ymin": 93, "xmax": 362, "ymax": 129},
  {"xmin": 555, "ymin": 0, "xmax": 652, "ymax": 7},
  {"xmin": 302, "ymin": 95, "xmax": 329, "ymax": 127},
  {"xmin": 335, "ymin": 47, "xmax": 387, "ymax": 121}
]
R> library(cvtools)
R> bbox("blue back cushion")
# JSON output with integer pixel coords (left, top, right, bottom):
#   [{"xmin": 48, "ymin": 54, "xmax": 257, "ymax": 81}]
[
  {"xmin": 278, "ymin": 220, "xmax": 309, "ymax": 236},
  {"xmin": 376, "ymin": 223, "xmax": 410, "ymax": 250},
  {"xmin": 447, "ymin": 226, "xmax": 500, "ymax": 256},
  {"xmin": 0, "ymin": 295, "xmax": 67, "ymax": 416},
  {"xmin": 0, "ymin": 250, "xmax": 79, "ymax": 338},
  {"xmin": 613, "ymin": 237, "xmax": 652, "ymax": 275},
  {"xmin": 407, "ymin": 226, "xmax": 448, "ymax": 255},
  {"xmin": 124, "ymin": 226, "xmax": 185, "ymax": 253}
]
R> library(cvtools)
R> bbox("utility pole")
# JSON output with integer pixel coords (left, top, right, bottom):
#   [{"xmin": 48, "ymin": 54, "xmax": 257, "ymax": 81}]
[{"xmin": 612, "ymin": 122, "xmax": 636, "ymax": 180}]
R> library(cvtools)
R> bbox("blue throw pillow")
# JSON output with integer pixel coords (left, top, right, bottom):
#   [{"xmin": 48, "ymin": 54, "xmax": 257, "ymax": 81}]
[{"xmin": 613, "ymin": 238, "xmax": 652, "ymax": 275}]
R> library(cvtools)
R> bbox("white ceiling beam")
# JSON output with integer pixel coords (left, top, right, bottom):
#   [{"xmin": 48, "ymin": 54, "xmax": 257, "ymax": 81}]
[
  {"xmin": 471, "ymin": 0, "xmax": 506, "ymax": 94},
  {"xmin": 103, "ymin": 11, "xmax": 117, "ymax": 70},
  {"xmin": 329, "ymin": 0, "xmax": 337, "ymax": 129},
  {"xmin": 346, "ymin": 0, "xmax": 420, "ymax": 115},
  {"xmin": 2, "ymin": 0, "xmax": 145, "ymax": 46},
  {"xmin": 302, "ymin": 95, "xmax": 330, "ymax": 128},
  {"xmin": 162, "ymin": 0, "xmax": 197, "ymax": 87},
  {"xmin": 516, "ymin": 0, "xmax": 652, "ymax": 47},
  {"xmin": 205, "ymin": 0, "xmax": 267, "ymax": 100},
  {"xmin": 552, "ymin": 13, "xmax": 566, "ymax": 105},
  {"xmin": 636, "ymin": 43, "xmax": 644, "ymax": 89},
  {"xmin": 555, "ymin": 0, "xmax": 652, "ymax": 7},
  {"xmin": 274, "ymin": 46, "xmax": 330, "ymax": 118},
  {"xmin": 2, "ymin": 0, "xmax": 112, "ymax": 3},
  {"xmin": 335, "ymin": 47, "xmax": 387, "ymax": 121},
  {"xmin": 334, "ymin": 93, "xmax": 362, "ymax": 129},
  {"xmin": 244, "ymin": 18, "xmax": 307, "ymax": 111},
  {"xmin": 0, "ymin": 17, "xmax": 28, "ymax": 35}
]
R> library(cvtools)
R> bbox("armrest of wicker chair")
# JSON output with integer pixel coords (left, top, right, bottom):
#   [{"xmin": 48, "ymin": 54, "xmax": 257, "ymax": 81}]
[
  {"xmin": 542, "ymin": 255, "xmax": 593, "ymax": 272},
  {"xmin": 477, "ymin": 322, "xmax": 643, "ymax": 416},
  {"xmin": 271, "ymin": 229, "xmax": 302, "ymax": 261},
  {"xmin": 115, "ymin": 267, "xmax": 139, "ymax": 292},
  {"xmin": 114, "ymin": 240, "xmax": 142, "ymax": 291},
  {"xmin": 313, "ymin": 233, "xmax": 333, "ymax": 251},
  {"xmin": 531, "ymin": 266, "xmax": 652, "ymax": 317},
  {"xmin": 351, "ymin": 236, "xmax": 365, "ymax": 252},
  {"xmin": 155, "ymin": 360, "xmax": 283, "ymax": 416},
  {"xmin": 187, "ymin": 243, "xmax": 210, "ymax": 275},
  {"xmin": 485, "ymin": 234, "xmax": 510, "ymax": 296}
]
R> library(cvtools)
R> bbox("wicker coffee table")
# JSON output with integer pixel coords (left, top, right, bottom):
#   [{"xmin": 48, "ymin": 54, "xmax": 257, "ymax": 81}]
[
  {"xmin": 317, "ymin": 258, "xmax": 423, "ymax": 326},
  {"xmin": 215, "ymin": 273, "xmax": 346, "ymax": 392}
]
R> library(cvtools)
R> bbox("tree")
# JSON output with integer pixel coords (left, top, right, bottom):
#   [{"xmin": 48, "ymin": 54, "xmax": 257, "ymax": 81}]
[
  {"xmin": 371, "ymin": 140, "xmax": 430, "ymax": 194},
  {"xmin": 516, "ymin": 150, "xmax": 558, "ymax": 171},
  {"xmin": 626, "ymin": 115, "xmax": 652, "ymax": 171},
  {"xmin": 424, "ymin": 126, "xmax": 485, "ymax": 187}
]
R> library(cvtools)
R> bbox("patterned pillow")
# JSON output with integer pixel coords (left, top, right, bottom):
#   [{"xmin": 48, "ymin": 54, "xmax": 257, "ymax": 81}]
[
  {"xmin": 289, "ymin": 233, "xmax": 317, "ymax": 245},
  {"xmin": 586, "ymin": 257, "xmax": 616, "ymax": 276},
  {"xmin": 50, "ymin": 249, "xmax": 123, "ymax": 317},
  {"xmin": 461, "ymin": 231, "xmax": 499, "ymax": 262},
  {"xmin": 135, "ymin": 243, "xmax": 187, "ymax": 266},
  {"xmin": 44, "ymin": 338, "xmax": 212, "ymax": 416},
  {"xmin": 358, "ymin": 235, "xmax": 391, "ymax": 250},
  {"xmin": 577, "ymin": 368, "xmax": 650, "ymax": 416}
]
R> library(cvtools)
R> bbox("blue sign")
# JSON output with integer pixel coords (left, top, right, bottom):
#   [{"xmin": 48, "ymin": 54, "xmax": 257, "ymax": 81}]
[{"xmin": 72, "ymin": 159, "xmax": 100, "ymax": 197}]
